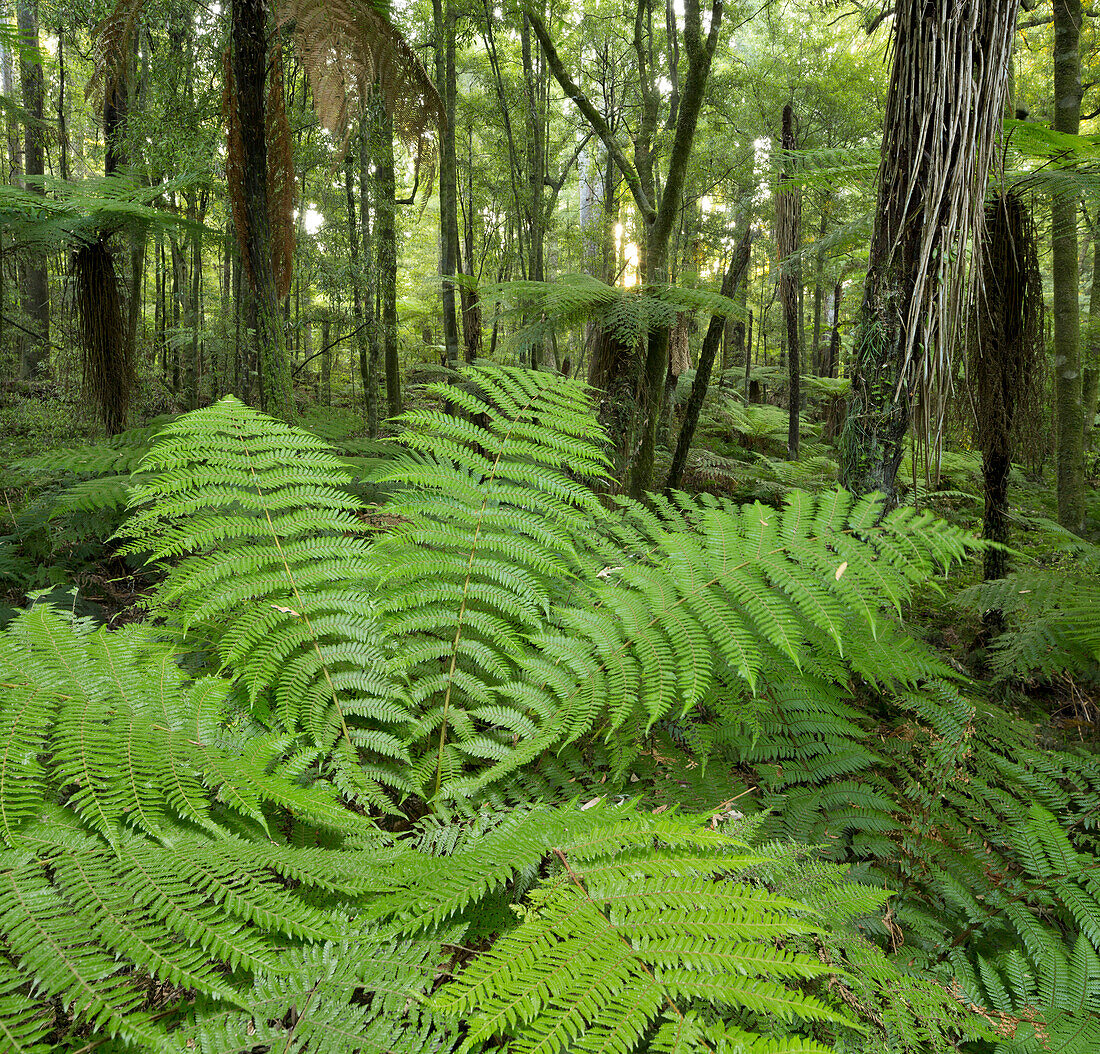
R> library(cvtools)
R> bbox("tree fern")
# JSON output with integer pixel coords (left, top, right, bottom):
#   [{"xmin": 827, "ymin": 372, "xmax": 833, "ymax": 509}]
[
  {"xmin": 119, "ymin": 365, "xmax": 980, "ymax": 810},
  {"xmin": 0, "ymin": 606, "xmax": 930, "ymax": 1053}
]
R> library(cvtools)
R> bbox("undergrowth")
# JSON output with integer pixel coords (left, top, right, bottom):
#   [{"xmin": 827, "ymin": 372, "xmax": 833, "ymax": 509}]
[{"xmin": 0, "ymin": 365, "xmax": 1094, "ymax": 1053}]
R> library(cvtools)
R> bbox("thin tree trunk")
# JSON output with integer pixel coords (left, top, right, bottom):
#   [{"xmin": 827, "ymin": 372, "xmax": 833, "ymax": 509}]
[
  {"xmin": 321, "ymin": 315, "xmax": 331, "ymax": 405},
  {"xmin": 1052, "ymin": 0, "xmax": 1086, "ymax": 528},
  {"xmin": 812, "ymin": 193, "xmax": 829, "ymax": 373},
  {"xmin": 666, "ymin": 225, "xmax": 753, "ymax": 491},
  {"xmin": 375, "ymin": 104, "xmax": 401, "ymax": 415},
  {"xmin": 778, "ymin": 104, "xmax": 801, "ymax": 460},
  {"xmin": 17, "ymin": 0, "xmax": 48, "ymax": 381},
  {"xmin": 433, "ymin": 0, "xmax": 461, "ymax": 372},
  {"xmin": 345, "ymin": 148, "xmax": 376, "ymax": 434}
]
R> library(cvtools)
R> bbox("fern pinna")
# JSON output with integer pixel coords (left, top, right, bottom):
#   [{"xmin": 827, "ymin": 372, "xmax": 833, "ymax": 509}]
[{"xmin": 119, "ymin": 365, "xmax": 978, "ymax": 810}]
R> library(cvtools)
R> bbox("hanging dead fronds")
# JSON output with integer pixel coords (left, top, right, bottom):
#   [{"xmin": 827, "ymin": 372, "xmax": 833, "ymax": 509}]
[
  {"xmin": 86, "ymin": 0, "xmax": 142, "ymax": 106},
  {"xmin": 278, "ymin": 0, "xmax": 444, "ymax": 170},
  {"xmin": 874, "ymin": 0, "xmax": 1020, "ymax": 463},
  {"xmin": 74, "ymin": 237, "xmax": 132, "ymax": 436},
  {"xmin": 970, "ymin": 191, "xmax": 1043, "ymax": 582}
]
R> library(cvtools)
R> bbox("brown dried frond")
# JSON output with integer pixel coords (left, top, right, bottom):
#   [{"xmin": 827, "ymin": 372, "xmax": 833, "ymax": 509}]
[
  {"xmin": 87, "ymin": 0, "xmax": 144, "ymax": 105},
  {"xmin": 222, "ymin": 48, "xmax": 253, "ymax": 287},
  {"xmin": 875, "ymin": 1, "xmax": 1020, "ymax": 463},
  {"xmin": 279, "ymin": 0, "xmax": 444, "ymax": 172},
  {"xmin": 267, "ymin": 46, "xmax": 296, "ymax": 300},
  {"xmin": 74, "ymin": 238, "xmax": 132, "ymax": 436}
]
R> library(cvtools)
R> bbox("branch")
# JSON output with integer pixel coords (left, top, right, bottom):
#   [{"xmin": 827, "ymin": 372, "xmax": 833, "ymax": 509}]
[
  {"xmin": 544, "ymin": 131, "xmax": 594, "ymax": 199},
  {"xmin": 647, "ymin": 0, "xmax": 723, "ymax": 270},
  {"xmin": 524, "ymin": 7, "xmax": 656, "ymax": 223}
]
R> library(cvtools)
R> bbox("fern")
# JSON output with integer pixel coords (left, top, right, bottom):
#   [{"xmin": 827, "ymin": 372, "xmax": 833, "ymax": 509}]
[
  {"xmin": 117, "ymin": 366, "xmax": 980, "ymax": 811},
  {"xmin": 0, "ymin": 604, "xmax": 449, "ymax": 1051}
]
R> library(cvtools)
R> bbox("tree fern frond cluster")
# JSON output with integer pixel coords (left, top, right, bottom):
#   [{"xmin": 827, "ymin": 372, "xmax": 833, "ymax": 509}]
[
  {"xmin": 119, "ymin": 366, "xmax": 979, "ymax": 810},
  {"xmin": 474, "ymin": 274, "xmax": 739, "ymax": 357},
  {"xmin": 0, "ymin": 608, "xmax": 903, "ymax": 1053}
]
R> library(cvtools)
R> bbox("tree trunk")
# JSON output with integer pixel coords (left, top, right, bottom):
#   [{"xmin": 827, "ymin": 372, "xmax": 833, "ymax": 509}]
[
  {"xmin": 16, "ymin": 0, "xmax": 48, "ymax": 381},
  {"xmin": 321, "ymin": 315, "xmax": 331, "ymax": 405},
  {"xmin": 812, "ymin": 192, "xmax": 829, "ymax": 374},
  {"xmin": 666, "ymin": 225, "xmax": 753, "ymax": 491},
  {"xmin": 1052, "ymin": 0, "xmax": 1085, "ymax": 529},
  {"xmin": 345, "ymin": 143, "xmax": 378, "ymax": 435},
  {"xmin": 777, "ymin": 104, "xmax": 801, "ymax": 460},
  {"xmin": 375, "ymin": 104, "xmax": 401, "ymax": 416},
  {"xmin": 433, "ymin": 0, "xmax": 461, "ymax": 373},
  {"xmin": 839, "ymin": 1, "xmax": 1019, "ymax": 500},
  {"xmin": 972, "ymin": 193, "xmax": 1041, "ymax": 592},
  {"xmin": 529, "ymin": 0, "xmax": 723, "ymax": 497},
  {"xmin": 521, "ymin": 15, "xmax": 546, "ymax": 368},
  {"xmin": 230, "ymin": 0, "xmax": 295, "ymax": 419}
]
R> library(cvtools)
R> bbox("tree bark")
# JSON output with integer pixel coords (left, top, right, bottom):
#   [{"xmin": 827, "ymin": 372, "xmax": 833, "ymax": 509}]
[
  {"xmin": 777, "ymin": 104, "xmax": 801, "ymax": 460},
  {"xmin": 16, "ymin": 0, "xmax": 48, "ymax": 381},
  {"xmin": 433, "ymin": 0, "xmax": 461, "ymax": 372},
  {"xmin": 345, "ymin": 141, "xmax": 379, "ymax": 436},
  {"xmin": 1052, "ymin": 0, "xmax": 1085, "ymax": 529},
  {"xmin": 230, "ymin": 0, "xmax": 295, "ymax": 419},
  {"xmin": 374, "ymin": 104, "xmax": 401, "ymax": 415}
]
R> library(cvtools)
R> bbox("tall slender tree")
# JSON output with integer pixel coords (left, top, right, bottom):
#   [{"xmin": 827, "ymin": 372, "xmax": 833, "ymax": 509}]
[
  {"xmin": 529, "ymin": 0, "xmax": 724, "ymax": 496},
  {"xmin": 16, "ymin": 0, "xmax": 47, "ymax": 381},
  {"xmin": 1051, "ymin": 0, "xmax": 1085, "ymax": 530}
]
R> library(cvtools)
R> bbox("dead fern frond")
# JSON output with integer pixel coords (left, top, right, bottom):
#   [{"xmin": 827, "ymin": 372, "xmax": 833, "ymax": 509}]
[
  {"xmin": 879, "ymin": 1, "xmax": 1019, "ymax": 463},
  {"xmin": 279, "ymin": 0, "xmax": 444, "ymax": 168},
  {"xmin": 87, "ymin": 0, "xmax": 143, "ymax": 105}
]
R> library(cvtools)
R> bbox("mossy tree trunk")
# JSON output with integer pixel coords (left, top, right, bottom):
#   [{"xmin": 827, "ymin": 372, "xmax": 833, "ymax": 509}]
[{"xmin": 1052, "ymin": 0, "xmax": 1085, "ymax": 530}]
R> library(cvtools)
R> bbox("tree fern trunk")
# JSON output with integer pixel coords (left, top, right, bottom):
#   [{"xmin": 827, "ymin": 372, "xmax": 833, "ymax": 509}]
[{"xmin": 839, "ymin": 0, "xmax": 1019, "ymax": 500}]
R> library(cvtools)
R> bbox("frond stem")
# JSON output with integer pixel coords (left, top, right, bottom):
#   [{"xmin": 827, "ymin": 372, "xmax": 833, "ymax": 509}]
[{"xmin": 432, "ymin": 397, "xmax": 537, "ymax": 802}]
